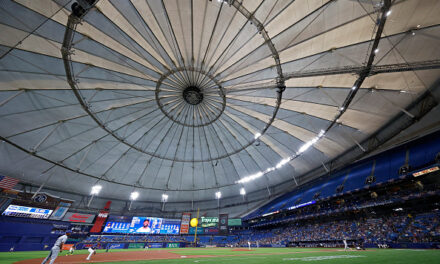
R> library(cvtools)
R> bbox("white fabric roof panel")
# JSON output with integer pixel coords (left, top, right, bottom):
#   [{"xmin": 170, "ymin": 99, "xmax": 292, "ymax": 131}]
[{"xmin": 0, "ymin": 0, "xmax": 439, "ymax": 205}]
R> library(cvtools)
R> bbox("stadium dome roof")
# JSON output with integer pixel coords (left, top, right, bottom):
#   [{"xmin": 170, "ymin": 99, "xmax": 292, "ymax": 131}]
[{"xmin": 0, "ymin": 0, "xmax": 439, "ymax": 211}]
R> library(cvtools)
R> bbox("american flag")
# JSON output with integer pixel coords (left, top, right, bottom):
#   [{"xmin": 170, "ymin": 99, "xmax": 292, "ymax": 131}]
[{"xmin": 0, "ymin": 175, "xmax": 19, "ymax": 190}]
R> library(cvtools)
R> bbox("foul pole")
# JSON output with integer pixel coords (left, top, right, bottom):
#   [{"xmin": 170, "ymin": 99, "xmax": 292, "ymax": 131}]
[{"xmin": 193, "ymin": 208, "xmax": 200, "ymax": 247}]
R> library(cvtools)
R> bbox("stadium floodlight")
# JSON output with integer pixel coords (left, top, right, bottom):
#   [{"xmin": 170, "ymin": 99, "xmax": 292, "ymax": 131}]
[
  {"xmin": 90, "ymin": 185, "xmax": 102, "ymax": 195},
  {"xmin": 215, "ymin": 191, "xmax": 222, "ymax": 199},
  {"xmin": 87, "ymin": 184, "xmax": 102, "ymax": 207},
  {"xmin": 386, "ymin": 10, "xmax": 392, "ymax": 17},
  {"xmin": 240, "ymin": 188, "xmax": 246, "ymax": 195},
  {"xmin": 161, "ymin": 193, "xmax": 168, "ymax": 202},
  {"xmin": 130, "ymin": 191, "xmax": 139, "ymax": 200},
  {"xmin": 374, "ymin": 48, "xmax": 379, "ymax": 54},
  {"xmin": 254, "ymin": 133, "xmax": 261, "ymax": 140}
]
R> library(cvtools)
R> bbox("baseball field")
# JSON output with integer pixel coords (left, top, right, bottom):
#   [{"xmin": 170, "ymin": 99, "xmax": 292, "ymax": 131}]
[{"xmin": 1, "ymin": 247, "xmax": 439, "ymax": 264}]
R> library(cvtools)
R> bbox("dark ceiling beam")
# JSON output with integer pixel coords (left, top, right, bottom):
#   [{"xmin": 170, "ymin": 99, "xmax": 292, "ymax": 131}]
[
  {"xmin": 284, "ymin": 60, "xmax": 440, "ymax": 79},
  {"xmin": 225, "ymin": 59, "xmax": 440, "ymax": 94}
]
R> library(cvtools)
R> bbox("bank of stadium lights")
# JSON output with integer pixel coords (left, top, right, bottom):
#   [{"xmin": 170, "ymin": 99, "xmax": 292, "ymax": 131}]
[
  {"xmin": 161, "ymin": 193, "xmax": 168, "ymax": 211},
  {"xmin": 254, "ymin": 133, "xmax": 261, "ymax": 140},
  {"xmin": 130, "ymin": 191, "xmax": 139, "ymax": 200},
  {"xmin": 240, "ymin": 188, "xmax": 246, "ymax": 196},
  {"xmin": 236, "ymin": 130, "xmax": 326, "ymax": 184},
  {"xmin": 90, "ymin": 185, "xmax": 102, "ymax": 195},
  {"xmin": 128, "ymin": 191, "xmax": 139, "ymax": 211},
  {"xmin": 215, "ymin": 191, "xmax": 222, "ymax": 199},
  {"xmin": 87, "ymin": 184, "xmax": 102, "ymax": 207}
]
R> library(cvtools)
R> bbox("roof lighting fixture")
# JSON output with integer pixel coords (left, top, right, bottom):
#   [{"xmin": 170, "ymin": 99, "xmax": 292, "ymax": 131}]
[
  {"xmin": 298, "ymin": 141, "xmax": 312, "ymax": 154},
  {"xmin": 386, "ymin": 10, "xmax": 392, "ymax": 17},
  {"xmin": 265, "ymin": 167, "xmax": 275, "ymax": 173},
  {"xmin": 90, "ymin": 185, "xmax": 102, "ymax": 195},
  {"xmin": 130, "ymin": 191, "xmax": 139, "ymax": 200},
  {"xmin": 240, "ymin": 188, "xmax": 246, "ymax": 195},
  {"xmin": 161, "ymin": 193, "xmax": 168, "ymax": 202},
  {"xmin": 237, "ymin": 129, "xmax": 327, "ymax": 184},
  {"xmin": 374, "ymin": 48, "xmax": 379, "ymax": 54},
  {"xmin": 254, "ymin": 132, "xmax": 261, "ymax": 140},
  {"xmin": 340, "ymin": 106, "xmax": 344, "ymax": 111},
  {"xmin": 351, "ymin": 86, "xmax": 357, "ymax": 90},
  {"xmin": 215, "ymin": 191, "xmax": 222, "ymax": 199}
]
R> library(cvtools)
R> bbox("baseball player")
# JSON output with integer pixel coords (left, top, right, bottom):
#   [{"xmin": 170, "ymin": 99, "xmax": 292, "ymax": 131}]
[
  {"xmin": 86, "ymin": 245, "xmax": 97, "ymax": 261},
  {"xmin": 343, "ymin": 239, "xmax": 349, "ymax": 251},
  {"xmin": 41, "ymin": 230, "xmax": 72, "ymax": 264},
  {"xmin": 67, "ymin": 244, "xmax": 75, "ymax": 255}
]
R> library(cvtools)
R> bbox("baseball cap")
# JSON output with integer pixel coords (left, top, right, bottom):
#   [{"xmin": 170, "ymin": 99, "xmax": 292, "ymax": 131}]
[{"xmin": 66, "ymin": 230, "xmax": 73, "ymax": 234}]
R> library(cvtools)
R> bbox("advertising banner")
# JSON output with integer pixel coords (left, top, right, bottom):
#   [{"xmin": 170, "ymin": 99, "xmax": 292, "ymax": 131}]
[
  {"xmin": 200, "ymin": 217, "xmax": 218, "ymax": 227},
  {"xmin": 62, "ymin": 212, "xmax": 95, "ymax": 223},
  {"xmin": 50, "ymin": 202, "xmax": 72, "ymax": 220},
  {"xmin": 90, "ymin": 201, "xmax": 111, "ymax": 233},
  {"xmin": 2, "ymin": 204, "xmax": 53, "ymax": 219},
  {"xmin": 188, "ymin": 227, "xmax": 204, "ymax": 234},
  {"xmin": 204, "ymin": 227, "xmax": 219, "ymax": 234},
  {"xmin": 128, "ymin": 243, "xmax": 145, "ymax": 249},
  {"xmin": 149, "ymin": 243, "xmax": 163, "ymax": 248},
  {"xmin": 108, "ymin": 243, "xmax": 125, "ymax": 249},
  {"xmin": 166, "ymin": 243, "xmax": 180, "ymax": 248},
  {"xmin": 180, "ymin": 212, "xmax": 191, "ymax": 234},
  {"xmin": 218, "ymin": 214, "xmax": 228, "ymax": 235},
  {"xmin": 228, "ymin": 219, "xmax": 242, "ymax": 226}
]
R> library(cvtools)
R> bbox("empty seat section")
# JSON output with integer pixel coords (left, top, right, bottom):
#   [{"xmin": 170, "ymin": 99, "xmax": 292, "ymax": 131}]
[
  {"xmin": 344, "ymin": 162, "xmax": 373, "ymax": 192},
  {"xmin": 319, "ymin": 175, "xmax": 345, "ymax": 198}
]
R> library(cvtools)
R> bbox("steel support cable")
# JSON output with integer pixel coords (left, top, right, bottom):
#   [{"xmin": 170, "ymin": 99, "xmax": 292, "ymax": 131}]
[
  {"xmin": 94, "ymin": 1, "xmax": 167, "ymax": 75},
  {"xmin": 11, "ymin": 0, "xmax": 284, "ymax": 191},
  {"xmin": 44, "ymin": 108, "xmax": 165, "ymax": 172},
  {"xmin": 127, "ymin": 0, "xmax": 176, "ymax": 71},
  {"xmin": 0, "ymin": 1, "xmax": 70, "ymax": 61},
  {"xmin": 207, "ymin": 1, "xmax": 268, "ymax": 76},
  {"xmin": 229, "ymin": 1, "xmax": 393, "ymax": 187},
  {"xmin": 4, "ymin": 98, "xmax": 155, "ymax": 139},
  {"xmin": 215, "ymin": 0, "xmax": 331, "ymax": 81},
  {"xmin": 219, "ymin": 114, "xmax": 281, "ymax": 184}
]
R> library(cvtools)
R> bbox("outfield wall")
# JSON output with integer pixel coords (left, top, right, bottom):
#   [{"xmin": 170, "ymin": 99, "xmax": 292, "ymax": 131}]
[{"xmin": 0, "ymin": 216, "xmax": 71, "ymax": 251}]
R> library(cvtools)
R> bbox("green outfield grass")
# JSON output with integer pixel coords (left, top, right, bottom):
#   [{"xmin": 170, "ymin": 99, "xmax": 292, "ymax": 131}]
[
  {"xmin": 0, "ymin": 248, "xmax": 142, "ymax": 264},
  {"xmin": 0, "ymin": 248, "xmax": 439, "ymax": 264}
]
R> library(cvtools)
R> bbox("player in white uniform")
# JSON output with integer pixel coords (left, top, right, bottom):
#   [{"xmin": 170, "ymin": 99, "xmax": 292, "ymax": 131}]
[
  {"xmin": 86, "ymin": 245, "xmax": 97, "ymax": 260},
  {"xmin": 67, "ymin": 244, "xmax": 75, "ymax": 255},
  {"xmin": 343, "ymin": 239, "xmax": 349, "ymax": 251},
  {"xmin": 41, "ymin": 230, "xmax": 71, "ymax": 264}
]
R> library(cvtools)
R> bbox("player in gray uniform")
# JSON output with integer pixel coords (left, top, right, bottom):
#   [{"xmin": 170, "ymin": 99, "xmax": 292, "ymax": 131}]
[{"xmin": 41, "ymin": 230, "xmax": 72, "ymax": 264}]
